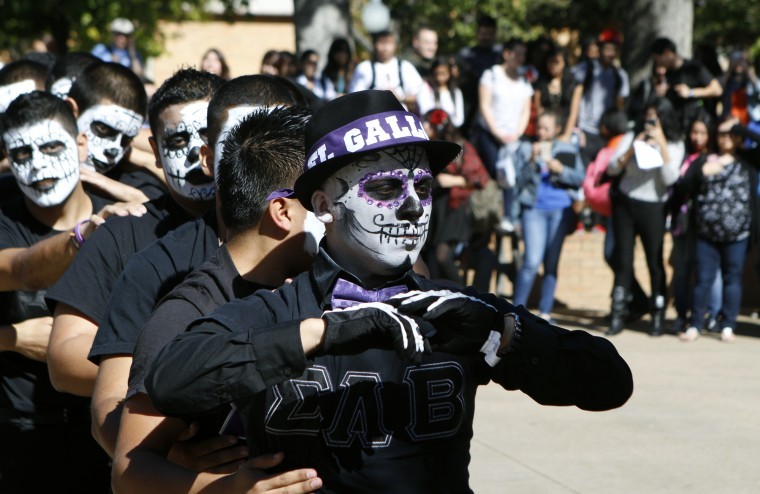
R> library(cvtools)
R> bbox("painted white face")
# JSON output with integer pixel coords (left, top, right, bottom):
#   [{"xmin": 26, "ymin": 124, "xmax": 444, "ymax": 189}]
[
  {"xmin": 2, "ymin": 120, "xmax": 80, "ymax": 208},
  {"xmin": 212, "ymin": 105, "xmax": 258, "ymax": 179},
  {"xmin": 0, "ymin": 80, "xmax": 36, "ymax": 113},
  {"xmin": 303, "ymin": 211, "xmax": 326, "ymax": 256},
  {"xmin": 322, "ymin": 146, "xmax": 433, "ymax": 274},
  {"xmin": 157, "ymin": 101, "xmax": 214, "ymax": 201},
  {"xmin": 77, "ymin": 104, "xmax": 143, "ymax": 174},
  {"xmin": 50, "ymin": 77, "xmax": 74, "ymax": 99}
]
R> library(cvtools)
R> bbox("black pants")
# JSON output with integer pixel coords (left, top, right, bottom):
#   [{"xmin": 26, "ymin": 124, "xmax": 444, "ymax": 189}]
[
  {"xmin": 0, "ymin": 421, "xmax": 111, "ymax": 493},
  {"xmin": 612, "ymin": 195, "xmax": 668, "ymax": 300}
]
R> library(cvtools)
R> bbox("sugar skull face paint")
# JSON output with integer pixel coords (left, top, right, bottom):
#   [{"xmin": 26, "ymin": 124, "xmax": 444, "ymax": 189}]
[
  {"xmin": 50, "ymin": 77, "xmax": 74, "ymax": 99},
  {"xmin": 77, "ymin": 104, "xmax": 143, "ymax": 174},
  {"xmin": 0, "ymin": 80, "xmax": 36, "ymax": 113},
  {"xmin": 322, "ymin": 146, "xmax": 433, "ymax": 274},
  {"xmin": 157, "ymin": 101, "xmax": 214, "ymax": 201},
  {"xmin": 2, "ymin": 120, "xmax": 80, "ymax": 208}
]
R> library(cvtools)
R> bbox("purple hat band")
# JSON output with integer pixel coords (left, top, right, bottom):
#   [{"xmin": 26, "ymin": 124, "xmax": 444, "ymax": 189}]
[
  {"xmin": 305, "ymin": 110, "xmax": 429, "ymax": 172},
  {"xmin": 265, "ymin": 188, "xmax": 295, "ymax": 201}
]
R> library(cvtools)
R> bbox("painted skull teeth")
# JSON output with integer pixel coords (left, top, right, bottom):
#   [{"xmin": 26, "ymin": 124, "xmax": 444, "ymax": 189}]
[
  {"xmin": 158, "ymin": 100, "xmax": 215, "ymax": 201},
  {"xmin": 2, "ymin": 120, "xmax": 80, "ymax": 207},
  {"xmin": 77, "ymin": 104, "xmax": 143, "ymax": 174}
]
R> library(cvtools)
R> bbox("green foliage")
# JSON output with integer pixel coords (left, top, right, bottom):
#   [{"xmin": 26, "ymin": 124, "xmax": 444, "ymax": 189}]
[
  {"xmin": 0, "ymin": 0, "xmax": 243, "ymax": 58},
  {"xmin": 694, "ymin": 0, "xmax": 760, "ymax": 51}
]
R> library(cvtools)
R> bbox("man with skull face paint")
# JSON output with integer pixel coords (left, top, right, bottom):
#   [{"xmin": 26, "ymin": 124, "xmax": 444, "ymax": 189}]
[
  {"xmin": 66, "ymin": 62, "xmax": 167, "ymax": 203},
  {"xmin": 0, "ymin": 91, "xmax": 145, "ymax": 492},
  {"xmin": 46, "ymin": 69, "xmax": 222, "ymax": 397},
  {"xmin": 84, "ymin": 76, "xmax": 313, "ymax": 459},
  {"xmin": 148, "ymin": 90, "xmax": 633, "ymax": 493}
]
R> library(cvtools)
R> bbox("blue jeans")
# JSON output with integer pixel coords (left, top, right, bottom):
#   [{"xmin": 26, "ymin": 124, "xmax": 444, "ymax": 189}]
[
  {"xmin": 513, "ymin": 206, "xmax": 572, "ymax": 314},
  {"xmin": 690, "ymin": 237, "xmax": 749, "ymax": 330},
  {"xmin": 671, "ymin": 234, "xmax": 722, "ymax": 321}
]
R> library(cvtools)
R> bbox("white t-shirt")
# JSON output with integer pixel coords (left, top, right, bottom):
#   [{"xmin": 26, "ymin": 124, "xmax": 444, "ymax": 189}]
[
  {"xmin": 478, "ymin": 65, "xmax": 534, "ymax": 135},
  {"xmin": 417, "ymin": 83, "xmax": 465, "ymax": 128},
  {"xmin": 349, "ymin": 57, "xmax": 423, "ymax": 103}
]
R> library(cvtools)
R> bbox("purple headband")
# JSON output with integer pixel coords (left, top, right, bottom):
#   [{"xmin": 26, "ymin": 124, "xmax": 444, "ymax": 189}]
[
  {"xmin": 265, "ymin": 188, "xmax": 295, "ymax": 201},
  {"xmin": 305, "ymin": 110, "xmax": 429, "ymax": 172}
]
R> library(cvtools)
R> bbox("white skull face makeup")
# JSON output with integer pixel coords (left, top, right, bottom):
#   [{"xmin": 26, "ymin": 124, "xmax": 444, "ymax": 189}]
[
  {"xmin": 0, "ymin": 79, "xmax": 36, "ymax": 113},
  {"xmin": 212, "ymin": 105, "xmax": 259, "ymax": 179},
  {"xmin": 2, "ymin": 120, "xmax": 80, "ymax": 208},
  {"xmin": 77, "ymin": 104, "xmax": 143, "ymax": 174},
  {"xmin": 50, "ymin": 77, "xmax": 74, "ymax": 99},
  {"xmin": 157, "ymin": 101, "xmax": 214, "ymax": 201},
  {"xmin": 322, "ymin": 146, "xmax": 433, "ymax": 274},
  {"xmin": 303, "ymin": 211, "xmax": 326, "ymax": 257}
]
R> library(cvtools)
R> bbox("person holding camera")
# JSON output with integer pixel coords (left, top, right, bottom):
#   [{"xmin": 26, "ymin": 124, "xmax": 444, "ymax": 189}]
[
  {"xmin": 512, "ymin": 110, "xmax": 585, "ymax": 321},
  {"xmin": 605, "ymin": 97, "xmax": 684, "ymax": 336}
]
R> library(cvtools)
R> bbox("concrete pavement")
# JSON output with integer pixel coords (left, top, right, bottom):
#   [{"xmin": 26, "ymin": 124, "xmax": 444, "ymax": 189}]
[{"xmin": 468, "ymin": 314, "xmax": 760, "ymax": 494}]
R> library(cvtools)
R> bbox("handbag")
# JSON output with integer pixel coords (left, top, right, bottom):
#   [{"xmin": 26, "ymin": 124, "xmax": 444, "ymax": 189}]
[{"xmin": 469, "ymin": 178, "xmax": 503, "ymax": 234}]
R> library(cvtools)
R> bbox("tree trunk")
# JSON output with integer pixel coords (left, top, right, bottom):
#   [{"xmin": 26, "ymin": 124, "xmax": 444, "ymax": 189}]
[
  {"xmin": 623, "ymin": 0, "xmax": 693, "ymax": 86},
  {"xmin": 293, "ymin": 0, "xmax": 352, "ymax": 71}
]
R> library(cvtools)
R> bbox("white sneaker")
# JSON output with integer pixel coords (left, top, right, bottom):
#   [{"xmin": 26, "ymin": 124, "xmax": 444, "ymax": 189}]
[
  {"xmin": 720, "ymin": 327, "xmax": 736, "ymax": 343},
  {"xmin": 539, "ymin": 313, "xmax": 553, "ymax": 324},
  {"xmin": 678, "ymin": 327, "xmax": 699, "ymax": 342},
  {"xmin": 497, "ymin": 218, "xmax": 515, "ymax": 233}
]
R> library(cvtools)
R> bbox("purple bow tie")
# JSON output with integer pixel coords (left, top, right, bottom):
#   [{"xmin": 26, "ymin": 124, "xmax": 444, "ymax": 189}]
[{"xmin": 330, "ymin": 278, "xmax": 408, "ymax": 309}]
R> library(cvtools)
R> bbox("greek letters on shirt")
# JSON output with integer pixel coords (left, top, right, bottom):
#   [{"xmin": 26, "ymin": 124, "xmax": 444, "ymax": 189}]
[{"xmin": 264, "ymin": 361, "xmax": 466, "ymax": 448}]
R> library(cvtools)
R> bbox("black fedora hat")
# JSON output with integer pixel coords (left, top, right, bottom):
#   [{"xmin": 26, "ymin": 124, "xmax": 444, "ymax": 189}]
[{"xmin": 294, "ymin": 90, "xmax": 462, "ymax": 210}]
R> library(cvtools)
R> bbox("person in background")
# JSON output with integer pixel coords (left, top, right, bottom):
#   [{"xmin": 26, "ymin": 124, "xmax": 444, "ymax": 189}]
[
  {"xmin": 417, "ymin": 56, "xmax": 465, "ymax": 128},
  {"xmin": 512, "ymin": 110, "xmax": 585, "ymax": 321},
  {"xmin": 575, "ymin": 29, "xmax": 630, "ymax": 165},
  {"xmin": 404, "ymin": 25, "xmax": 439, "ymax": 78},
  {"xmin": 91, "ymin": 18, "xmax": 144, "ymax": 79},
  {"xmin": 474, "ymin": 38, "xmax": 532, "ymax": 233},
  {"xmin": 349, "ymin": 30, "xmax": 423, "ymax": 111},
  {"xmin": 650, "ymin": 37, "xmax": 723, "ymax": 131},
  {"xmin": 296, "ymin": 49, "xmax": 334, "ymax": 101},
  {"xmin": 0, "ymin": 59, "xmax": 47, "ymax": 114},
  {"xmin": 669, "ymin": 114, "xmax": 722, "ymax": 335},
  {"xmin": 200, "ymin": 48, "xmax": 230, "ymax": 80},
  {"xmin": 276, "ymin": 51, "xmax": 298, "ymax": 79},
  {"xmin": 45, "ymin": 52, "xmax": 101, "ymax": 100},
  {"xmin": 533, "ymin": 47, "xmax": 583, "ymax": 143},
  {"xmin": 605, "ymin": 96, "xmax": 684, "ymax": 337},
  {"xmin": 422, "ymin": 109, "xmax": 490, "ymax": 285},
  {"xmin": 675, "ymin": 117, "xmax": 758, "ymax": 343},
  {"xmin": 570, "ymin": 36, "xmax": 599, "ymax": 81},
  {"xmin": 260, "ymin": 50, "xmax": 280, "ymax": 76},
  {"xmin": 320, "ymin": 38, "xmax": 353, "ymax": 98},
  {"xmin": 459, "ymin": 14, "xmax": 502, "ymax": 134}
]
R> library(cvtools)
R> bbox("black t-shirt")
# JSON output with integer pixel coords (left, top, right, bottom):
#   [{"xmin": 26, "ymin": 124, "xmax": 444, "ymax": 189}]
[
  {"xmin": 106, "ymin": 165, "xmax": 167, "ymax": 201},
  {"xmin": 89, "ymin": 211, "xmax": 220, "ymax": 364},
  {"xmin": 666, "ymin": 59, "xmax": 716, "ymax": 127},
  {"xmin": 128, "ymin": 245, "xmax": 262, "ymax": 399},
  {"xmin": 147, "ymin": 248, "xmax": 633, "ymax": 494},
  {"xmin": 45, "ymin": 193, "xmax": 194, "ymax": 323},
  {"xmin": 0, "ymin": 173, "xmax": 20, "ymax": 206},
  {"xmin": 0, "ymin": 193, "xmax": 110, "ymax": 416},
  {"xmin": 536, "ymin": 74, "xmax": 579, "ymax": 121}
]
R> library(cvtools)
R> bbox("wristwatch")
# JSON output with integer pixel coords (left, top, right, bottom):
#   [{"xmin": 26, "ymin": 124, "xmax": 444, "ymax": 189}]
[{"xmin": 497, "ymin": 312, "xmax": 522, "ymax": 356}]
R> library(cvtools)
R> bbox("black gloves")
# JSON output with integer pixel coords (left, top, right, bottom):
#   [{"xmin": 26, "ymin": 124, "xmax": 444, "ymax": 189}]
[
  {"xmin": 389, "ymin": 290, "xmax": 504, "ymax": 355},
  {"xmin": 321, "ymin": 302, "xmax": 433, "ymax": 363}
]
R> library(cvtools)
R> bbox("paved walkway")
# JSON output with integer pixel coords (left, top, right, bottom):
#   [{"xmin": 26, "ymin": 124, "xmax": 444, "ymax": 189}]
[{"xmin": 469, "ymin": 315, "xmax": 760, "ymax": 494}]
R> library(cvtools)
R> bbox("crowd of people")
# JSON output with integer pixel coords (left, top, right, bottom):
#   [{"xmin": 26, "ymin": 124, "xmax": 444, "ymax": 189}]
[{"xmin": 0, "ymin": 11, "xmax": 753, "ymax": 493}]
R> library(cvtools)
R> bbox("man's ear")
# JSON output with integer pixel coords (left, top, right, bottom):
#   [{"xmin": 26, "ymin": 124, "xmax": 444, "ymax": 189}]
[
  {"xmin": 148, "ymin": 136, "xmax": 162, "ymax": 169},
  {"xmin": 266, "ymin": 198, "xmax": 295, "ymax": 233},
  {"xmin": 200, "ymin": 143, "xmax": 213, "ymax": 177},
  {"xmin": 76, "ymin": 132, "xmax": 88, "ymax": 163},
  {"xmin": 311, "ymin": 190, "xmax": 334, "ymax": 224},
  {"xmin": 66, "ymin": 97, "xmax": 79, "ymax": 119}
]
